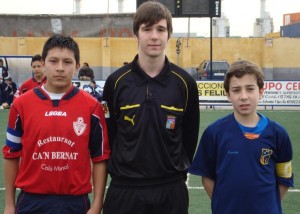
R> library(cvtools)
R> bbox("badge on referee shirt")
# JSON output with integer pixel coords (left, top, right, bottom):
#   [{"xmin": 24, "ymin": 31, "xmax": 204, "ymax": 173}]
[{"xmin": 166, "ymin": 115, "xmax": 176, "ymax": 129}]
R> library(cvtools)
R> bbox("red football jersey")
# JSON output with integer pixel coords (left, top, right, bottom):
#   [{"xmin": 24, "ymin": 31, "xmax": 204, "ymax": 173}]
[
  {"xmin": 3, "ymin": 86, "xmax": 110, "ymax": 195},
  {"xmin": 14, "ymin": 77, "xmax": 47, "ymax": 99}
]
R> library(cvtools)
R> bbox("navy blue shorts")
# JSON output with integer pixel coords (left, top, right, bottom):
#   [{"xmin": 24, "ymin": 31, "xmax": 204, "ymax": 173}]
[{"xmin": 16, "ymin": 191, "xmax": 90, "ymax": 214}]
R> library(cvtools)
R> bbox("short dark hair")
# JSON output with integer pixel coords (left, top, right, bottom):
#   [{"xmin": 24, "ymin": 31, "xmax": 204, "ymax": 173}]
[
  {"xmin": 42, "ymin": 34, "xmax": 80, "ymax": 64},
  {"xmin": 133, "ymin": 1, "xmax": 173, "ymax": 39},
  {"xmin": 224, "ymin": 60, "xmax": 265, "ymax": 93},
  {"xmin": 31, "ymin": 54, "xmax": 42, "ymax": 66}
]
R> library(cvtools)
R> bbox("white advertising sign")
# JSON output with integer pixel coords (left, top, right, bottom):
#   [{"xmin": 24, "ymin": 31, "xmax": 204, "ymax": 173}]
[
  {"xmin": 73, "ymin": 80, "xmax": 300, "ymax": 106},
  {"xmin": 196, "ymin": 81, "xmax": 300, "ymax": 106},
  {"xmin": 261, "ymin": 81, "xmax": 300, "ymax": 105}
]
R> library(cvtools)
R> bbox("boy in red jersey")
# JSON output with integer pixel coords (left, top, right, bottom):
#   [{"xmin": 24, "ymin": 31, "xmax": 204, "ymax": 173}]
[
  {"xmin": 14, "ymin": 54, "xmax": 47, "ymax": 99},
  {"xmin": 3, "ymin": 35, "xmax": 110, "ymax": 214}
]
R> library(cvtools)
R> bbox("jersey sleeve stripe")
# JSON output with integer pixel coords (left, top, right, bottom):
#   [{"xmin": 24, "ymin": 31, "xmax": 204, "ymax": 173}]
[
  {"xmin": 7, "ymin": 126, "xmax": 23, "ymax": 137},
  {"xmin": 6, "ymin": 138, "xmax": 22, "ymax": 150},
  {"xmin": 6, "ymin": 127, "xmax": 22, "ymax": 150},
  {"xmin": 6, "ymin": 130, "xmax": 22, "ymax": 143}
]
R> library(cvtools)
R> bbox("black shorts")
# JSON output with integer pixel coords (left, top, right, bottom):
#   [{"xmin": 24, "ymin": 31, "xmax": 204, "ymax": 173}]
[
  {"xmin": 15, "ymin": 191, "xmax": 90, "ymax": 214},
  {"xmin": 103, "ymin": 179, "xmax": 189, "ymax": 214}
]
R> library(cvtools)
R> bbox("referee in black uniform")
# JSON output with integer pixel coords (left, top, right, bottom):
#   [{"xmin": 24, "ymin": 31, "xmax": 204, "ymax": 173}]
[{"xmin": 102, "ymin": 2, "xmax": 200, "ymax": 214}]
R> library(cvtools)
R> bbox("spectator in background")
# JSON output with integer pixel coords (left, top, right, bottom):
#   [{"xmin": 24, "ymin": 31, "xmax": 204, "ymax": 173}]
[
  {"xmin": 3, "ymin": 77, "xmax": 18, "ymax": 106},
  {"xmin": 78, "ymin": 62, "xmax": 94, "ymax": 80},
  {"xmin": 14, "ymin": 54, "xmax": 47, "ymax": 99},
  {"xmin": 0, "ymin": 58, "xmax": 9, "ymax": 105},
  {"xmin": 0, "ymin": 58, "xmax": 9, "ymax": 81},
  {"xmin": 83, "ymin": 80, "xmax": 103, "ymax": 102}
]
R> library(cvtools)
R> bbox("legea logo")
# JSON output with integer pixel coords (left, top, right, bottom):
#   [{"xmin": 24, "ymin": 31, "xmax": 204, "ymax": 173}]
[{"xmin": 45, "ymin": 111, "xmax": 67, "ymax": 117}]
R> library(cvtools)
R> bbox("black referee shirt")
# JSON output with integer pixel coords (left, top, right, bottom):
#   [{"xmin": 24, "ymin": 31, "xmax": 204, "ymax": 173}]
[{"xmin": 103, "ymin": 55, "xmax": 199, "ymax": 186}]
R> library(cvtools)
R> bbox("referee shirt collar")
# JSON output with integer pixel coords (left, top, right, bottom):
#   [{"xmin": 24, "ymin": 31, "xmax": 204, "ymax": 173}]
[{"xmin": 132, "ymin": 55, "xmax": 171, "ymax": 87}]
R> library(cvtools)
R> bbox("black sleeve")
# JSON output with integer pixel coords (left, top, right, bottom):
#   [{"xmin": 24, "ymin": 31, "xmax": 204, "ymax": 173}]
[
  {"xmin": 182, "ymin": 79, "xmax": 200, "ymax": 163},
  {"xmin": 89, "ymin": 112, "xmax": 104, "ymax": 158},
  {"xmin": 102, "ymin": 76, "xmax": 117, "ymax": 149}
]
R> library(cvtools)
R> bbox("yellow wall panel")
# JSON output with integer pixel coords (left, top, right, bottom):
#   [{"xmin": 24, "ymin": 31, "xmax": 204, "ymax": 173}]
[{"xmin": 1, "ymin": 37, "xmax": 300, "ymax": 69}]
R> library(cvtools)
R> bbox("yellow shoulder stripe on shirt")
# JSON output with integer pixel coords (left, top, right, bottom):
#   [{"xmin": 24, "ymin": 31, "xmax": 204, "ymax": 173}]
[
  {"xmin": 120, "ymin": 104, "xmax": 140, "ymax": 110},
  {"xmin": 276, "ymin": 161, "xmax": 292, "ymax": 178},
  {"xmin": 161, "ymin": 105, "xmax": 183, "ymax": 112}
]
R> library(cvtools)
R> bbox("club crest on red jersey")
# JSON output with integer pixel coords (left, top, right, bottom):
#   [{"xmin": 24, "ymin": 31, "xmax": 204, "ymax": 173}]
[{"xmin": 73, "ymin": 117, "xmax": 87, "ymax": 136}]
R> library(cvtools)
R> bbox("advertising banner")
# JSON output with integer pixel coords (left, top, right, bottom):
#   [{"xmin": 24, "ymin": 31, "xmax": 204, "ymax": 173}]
[
  {"xmin": 261, "ymin": 81, "xmax": 300, "ymax": 105},
  {"xmin": 73, "ymin": 80, "xmax": 300, "ymax": 106},
  {"xmin": 196, "ymin": 81, "xmax": 300, "ymax": 106}
]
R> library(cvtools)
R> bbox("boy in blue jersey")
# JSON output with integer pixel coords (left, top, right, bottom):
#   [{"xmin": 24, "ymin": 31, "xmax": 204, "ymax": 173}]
[{"xmin": 189, "ymin": 60, "xmax": 294, "ymax": 214}]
